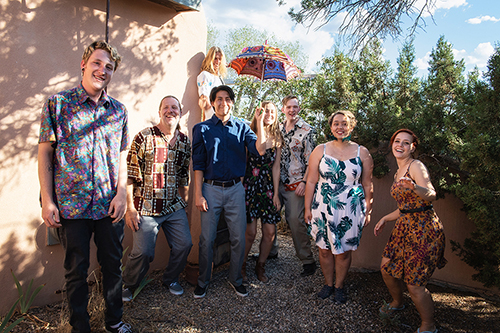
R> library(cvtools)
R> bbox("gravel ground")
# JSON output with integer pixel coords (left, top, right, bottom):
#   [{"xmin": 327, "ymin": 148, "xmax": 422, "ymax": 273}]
[{"xmin": 9, "ymin": 227, "xmax": 500, "ymax": 333}]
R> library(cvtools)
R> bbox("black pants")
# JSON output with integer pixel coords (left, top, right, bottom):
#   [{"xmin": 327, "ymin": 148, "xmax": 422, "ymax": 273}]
[{"xmin": 58, "ymin": 217, "xmax": 124, "ymax": 333}]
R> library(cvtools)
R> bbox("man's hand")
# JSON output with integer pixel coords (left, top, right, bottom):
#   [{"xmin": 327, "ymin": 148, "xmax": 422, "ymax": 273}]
[
  {"xmin": 108, "ymin": 191, "xmax": 127, "ymax": 223},
  {"xmin": 125, "ymin": 208, "xmax": 141, "ymax": 231},
  {"xmin": 42, "ymin": 201, "xmax": 61, "ymax": 228},
  {"xmin": 196, "ymin": 194, "xmax": 209, "ymax": 212},
  {"xmin": 295, "ymin": 182, "xmax": 306, "ymax": 197}
]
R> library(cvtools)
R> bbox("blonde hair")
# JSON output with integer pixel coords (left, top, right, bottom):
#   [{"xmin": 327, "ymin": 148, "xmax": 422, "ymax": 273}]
[
  {"xmin": 328, "ymin": 110, "xmax": 357, "ymax": 130},
  {"xmin": 250, "ymin": 101, "xmax": 283, "ymax": 148},
  {"xmin": 82, "ymin": 40, "xmax": 122, "ymax": 71},
  {"xmin": 200, "ymin": 46, "xmax": 227, "ymax": 77}
]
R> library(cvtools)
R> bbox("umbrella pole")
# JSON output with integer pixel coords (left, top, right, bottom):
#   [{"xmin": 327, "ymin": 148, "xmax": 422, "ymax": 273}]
[{"xmin": 259, "ymin": 58, "xmax": 266, "ymax": 102}]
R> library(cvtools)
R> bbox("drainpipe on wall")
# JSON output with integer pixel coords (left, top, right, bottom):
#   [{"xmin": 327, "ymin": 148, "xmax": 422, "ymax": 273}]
[{"xmin": 105, "ymin": 0, "xmax": 110, "ymax": 42}]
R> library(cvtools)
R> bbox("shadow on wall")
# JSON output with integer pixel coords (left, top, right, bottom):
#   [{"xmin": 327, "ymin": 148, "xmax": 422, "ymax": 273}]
[
  {"xmin": 0, "ymin": 0, "xmax": 180, "ymax": 193},
  {"xmin": 183, "ymin": 52, "xmax": 205, "ymax": 131},
  {"xmin": 0, "ymin": 218, "xmax": 66, "ymax": 311},
  {"xmin": 0, "ymin": 0, "xmax": 188, "ymax": 314}
]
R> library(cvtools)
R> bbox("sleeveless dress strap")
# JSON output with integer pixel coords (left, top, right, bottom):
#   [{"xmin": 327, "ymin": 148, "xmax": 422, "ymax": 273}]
[
  {"xmin": 323, "ymin": 143, "xmax": 326, "ymax": 156},
  {"xmin": 357, "ymin": 144, "xmax": 360, "ymax": 157},
  {"xmin": 406, "ymin": 159, "xmax": 416, "ymax": 175}
]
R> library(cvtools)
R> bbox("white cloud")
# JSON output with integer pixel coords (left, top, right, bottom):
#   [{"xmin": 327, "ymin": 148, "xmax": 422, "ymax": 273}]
[
  {"xmin": 416, "ymin": 51, "xmax": 432, "ymax": 71},
  {"xmin": 464, "ymin": 42, "xmax": 495, "ymax": 69},
  {"xmin": 466, "ymin": 15, "xmax": 500, "ymax": 24},
  {"xmin": 419, "ymin": 0, "xmax": 468, "ymax": 17},
  {"xmin": 434, "ymin": 0, "xmax": 468, "ymax": 10}
]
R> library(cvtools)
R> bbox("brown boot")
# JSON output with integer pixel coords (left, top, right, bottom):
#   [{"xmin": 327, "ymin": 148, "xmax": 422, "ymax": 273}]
[
  {"xmin": 241, "ymin": 261, "xmax": 249, "ymax": 285},
  {"xmin": 255, "ymin": 261, "xmax": 269, "ymax": 283}
]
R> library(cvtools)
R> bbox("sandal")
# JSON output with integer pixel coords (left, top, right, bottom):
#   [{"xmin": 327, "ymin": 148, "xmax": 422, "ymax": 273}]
[{"xmin": 379, "ymin": 302, "xmax": 405, "ymax": 315}]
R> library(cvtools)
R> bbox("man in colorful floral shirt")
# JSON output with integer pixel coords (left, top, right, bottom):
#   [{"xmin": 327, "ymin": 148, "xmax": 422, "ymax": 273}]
[
  {"xmin": 38, "ymin": 41, "xmax": 131, "ymax": 333},
  {"xmin": 278, "ymin": 95, "xmax": 317, "ymax": 277},
  {"xmin": 121, "ymin": 95, "xmax": 192, "ymax": 300}
]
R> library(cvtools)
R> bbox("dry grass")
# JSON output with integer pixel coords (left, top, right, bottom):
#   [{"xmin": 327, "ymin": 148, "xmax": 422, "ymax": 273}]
[{"xmin": 7, "ymin": 224, "xmax": 500, "ymax": 332}]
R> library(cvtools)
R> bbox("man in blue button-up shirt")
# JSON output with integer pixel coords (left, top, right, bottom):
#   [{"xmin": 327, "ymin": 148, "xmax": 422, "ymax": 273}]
[{"xmin": 192, "ymin": 85, "xmax": 265, "ymax": 298}]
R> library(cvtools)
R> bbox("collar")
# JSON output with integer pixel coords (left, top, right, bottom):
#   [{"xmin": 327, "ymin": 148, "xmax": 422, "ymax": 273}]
[
  {"xmin": 210, "ymin": 114, "xmax": 234, "ymax": 126},
  {"xmin": 77, "ymin": 82, "xmax": 111, "ymax": 107},
  {"xmin": 283, "ymin": 117, "xmax": 305, "ymax": 130}
]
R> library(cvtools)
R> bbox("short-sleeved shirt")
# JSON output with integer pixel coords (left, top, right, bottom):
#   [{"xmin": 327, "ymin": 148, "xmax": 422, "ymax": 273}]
[
  {"xmin": 127, "ymin": 126, "xmax": 191, "ymax": 216},
  {"xmin": 192, "ymin": 114, "xmax": 259, "ymax": 181},
  {"xmin": 39, "ymin": 83, "xmax": 129, "ymax": 220},
  {"xmin": 280, "ymin": 117, "xmax": 316, "ymax": 185},
  {"xmin": 197, "ymin": 71, "xmax": 223, "ymax": 98},
  {"xmin": 197, "ymin": 71, "xmax": 223, "ymax": 120}
]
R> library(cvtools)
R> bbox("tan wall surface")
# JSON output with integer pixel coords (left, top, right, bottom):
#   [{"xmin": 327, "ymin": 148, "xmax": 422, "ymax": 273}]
[
  {"xmin": 1, "ymin": 0, "xmax": 497, "ymax": 317},
  {"xmin": 0, "ymin": 0, "xmax": 205, "ymax": 314}
]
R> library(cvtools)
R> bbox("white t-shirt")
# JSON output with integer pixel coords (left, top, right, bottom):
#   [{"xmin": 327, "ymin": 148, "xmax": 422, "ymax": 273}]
[{"xmin": 197, "ymin": 71, "xmax": 223, "ymax": 120}]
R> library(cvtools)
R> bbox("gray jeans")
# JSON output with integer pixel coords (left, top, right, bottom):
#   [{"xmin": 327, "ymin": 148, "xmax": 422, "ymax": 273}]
[
  {"xmin": 122, "ymin": 209, "xmax": 192, "ymax": 289},
  {"xmin": 279, "ymin": 182, "xmax": 315, "ymax": 265},
  {"xmin": 198, "ymin": 182, "xmax": 246, "ymax": 288}
]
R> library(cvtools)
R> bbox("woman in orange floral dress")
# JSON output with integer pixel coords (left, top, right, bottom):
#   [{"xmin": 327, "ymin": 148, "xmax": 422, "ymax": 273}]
[{"xmin": 374, "ymin": 129, "xmax": 446, "ymax": 333}]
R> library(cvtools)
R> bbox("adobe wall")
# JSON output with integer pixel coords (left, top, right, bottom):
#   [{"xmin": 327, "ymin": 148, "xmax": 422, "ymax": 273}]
[
  {"xmin": 0, "ymin": 0, "xmax": 205, "ymax": 314},
  {"xmin": 1, "ymin": 0, "xmax": 496, "ymax": 316}
]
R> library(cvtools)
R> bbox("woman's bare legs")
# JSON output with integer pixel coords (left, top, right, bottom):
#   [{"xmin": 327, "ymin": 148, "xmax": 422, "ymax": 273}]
[
  {"xmin": 334, "ymin": 251, "xmax": 352, "ymax": 289},
  {"xmin": 318, "ymin": 248, "xmax": 335, "ymax": 286},
  {"xmin": 407, "ymin": 284, "xmax": 436, "ymax": 332},
  {"xmin": 258, "ymin": 223, "xmax": 275, "ymax": 264},
  {"xmin": 244, "ymin": 218, "xmax": 257, "ymax": 260},
  {"xmin": 380, "ymin": 257, "xmax": 405, "ymax": 309}
]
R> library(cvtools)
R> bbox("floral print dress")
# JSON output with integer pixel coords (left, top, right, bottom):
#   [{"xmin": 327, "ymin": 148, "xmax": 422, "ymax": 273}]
[
  {"xmin": 382, "ymin": 163, "xmax": 447, "ymax": 286},
  {"xmin": 309, "ymin": 144, "xmax": 366, "ymax": 254},
  {"xmin": 244, "ymin": 147, "xmax": 281, "ymax": 224}
]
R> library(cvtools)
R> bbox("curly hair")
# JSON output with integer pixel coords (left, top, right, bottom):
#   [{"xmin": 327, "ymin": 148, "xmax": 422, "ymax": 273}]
[
  {"xmin": 81, "ymin": 40, "xmax": 122, "ymax": 71},
  {"xmin": 328, "ymin": 110, "xmax": 357, "ymax": 130}
]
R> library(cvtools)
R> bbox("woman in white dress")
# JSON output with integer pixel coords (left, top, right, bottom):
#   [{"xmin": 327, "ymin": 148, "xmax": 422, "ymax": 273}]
[
  {"xmin": 304, "ymin": 110, "xmax": 373, "ymax": 303},
  {"xmin": 197, "ymin": 46, "xmax": 227, "ymax": 121}
]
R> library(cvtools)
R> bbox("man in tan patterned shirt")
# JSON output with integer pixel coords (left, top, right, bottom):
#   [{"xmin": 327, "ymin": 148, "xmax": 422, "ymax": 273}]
[
  {"xmin": 278, "ymin": 95, "xmax": 317, "ymax": 277},
  {"xmin": 122, "ymin": 95, "xmax": 192, "ymax": 299}
]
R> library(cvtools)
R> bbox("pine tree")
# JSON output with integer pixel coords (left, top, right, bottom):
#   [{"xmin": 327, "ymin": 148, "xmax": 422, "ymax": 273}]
[
  {"xmin": 452, "ymin": 45, "xmax": 500, "ymax": 288},
  {"xmin": 418, "ymin": 36, "xmax": 465, "ymax": 195},
  {"xmin": 392, "ymin": 38, "xmax": 422, "ymax": 127}
]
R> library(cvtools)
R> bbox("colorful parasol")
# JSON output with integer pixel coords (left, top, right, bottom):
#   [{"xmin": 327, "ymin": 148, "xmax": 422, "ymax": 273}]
[{"xmin": 228, "ymin": 44, "xmax": 300, "ymax": 82}]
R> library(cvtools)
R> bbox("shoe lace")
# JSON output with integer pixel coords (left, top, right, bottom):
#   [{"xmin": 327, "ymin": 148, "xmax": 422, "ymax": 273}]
[{"xmin": 117, "ymin": 323, "xmax": 132, "ymax": 333}]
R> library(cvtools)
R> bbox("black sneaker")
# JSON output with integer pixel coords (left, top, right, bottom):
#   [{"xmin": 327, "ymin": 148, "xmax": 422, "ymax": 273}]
[
  {"xmin": 193, "ymin": 284, "xmax": 207, "ymax": 299},
  {"xmin": 317, "ymin": 285, "xmax": 334, "ymax": 299},
  {"xmin": 106, "ymin": 321, "xmax": 132, "ymax": 333},
  {"xmin": 300, "ymin": 263, "xmax": 317, "ymax": 277},
  {"xmin": 334, "ymin": 287, "xmax": 347, "ymax": 304},
  {"xmin": 230, "ymin": 282, "xmax": 248, "ymax": 297}
]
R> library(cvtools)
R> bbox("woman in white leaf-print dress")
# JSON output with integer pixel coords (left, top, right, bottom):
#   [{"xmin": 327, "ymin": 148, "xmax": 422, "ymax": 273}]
[{"xmin": 305, "ymin": 110, "xmax": 373, "ymax": 303}]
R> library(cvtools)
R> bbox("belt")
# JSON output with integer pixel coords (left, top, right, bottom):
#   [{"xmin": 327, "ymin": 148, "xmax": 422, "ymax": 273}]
[
  {"xmin": 204, "ymin": 178, "xmax": 240, "ymax": 188},
  {"xmin": 284, "ymin": 181, "xmax": 301, "ymax": 192},
  {"xmin": 400, "ymin": 205, "xmax": 433, "ymax": 214}
]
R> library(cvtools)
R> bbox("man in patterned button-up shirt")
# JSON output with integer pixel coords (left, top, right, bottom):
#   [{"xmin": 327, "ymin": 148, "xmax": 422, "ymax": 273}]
[
  {"xmin": 122, "ymin": 96, "xmax": 192, "ymax": 299},
  {"xmin": 278, "ymin": 95, "xmax": 317, "ymax": 277},
  {"xmin": 38, "ymin": 41, "xmax": 131, "ymax": 333}
]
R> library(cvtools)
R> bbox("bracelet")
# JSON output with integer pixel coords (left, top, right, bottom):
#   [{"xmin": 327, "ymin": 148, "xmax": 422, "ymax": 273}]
[{"xmin": 301, "ymin": 180, "xmax": 306, "ymax": 184}]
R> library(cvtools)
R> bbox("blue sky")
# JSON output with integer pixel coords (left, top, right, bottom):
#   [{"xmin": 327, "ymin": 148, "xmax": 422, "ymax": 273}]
[{"xmin": 202, "ymin": 0, "xmax": 499, "ymax": 77}]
